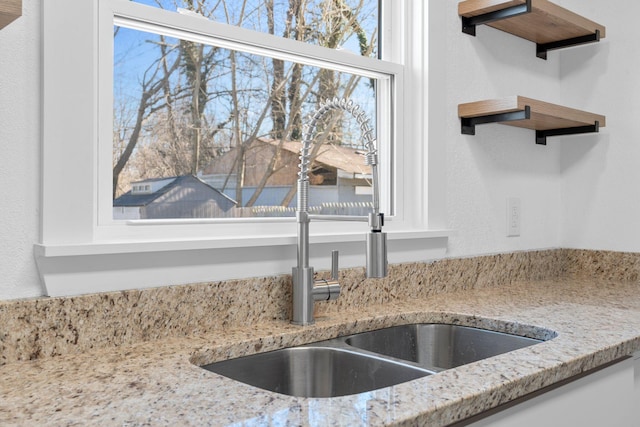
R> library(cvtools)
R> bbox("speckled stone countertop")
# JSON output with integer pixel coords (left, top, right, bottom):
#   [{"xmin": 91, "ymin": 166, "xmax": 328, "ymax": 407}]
[{"xmin": 2, "ymin": 275, "xmax": 640, "ymax": 426}]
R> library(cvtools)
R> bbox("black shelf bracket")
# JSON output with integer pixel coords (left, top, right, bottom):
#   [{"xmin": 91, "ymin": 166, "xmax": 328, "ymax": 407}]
[
  {"xmin": 461, "ymin": 106, "xmax": 531, "ymax": 135},
  {"xmin": 462, "ymin": 108, "xmax": 600, "ymax": 145},
  {"xmin": 536, "ymin": 30, "xmax": 601, "ymax": 60},
  {"xmin": 535, "ymin": 121, "xmax": 600, "ymax": 145},
  {"xmin": 462, "ymin": 0, "xmax": 532, "ymax": 36}
]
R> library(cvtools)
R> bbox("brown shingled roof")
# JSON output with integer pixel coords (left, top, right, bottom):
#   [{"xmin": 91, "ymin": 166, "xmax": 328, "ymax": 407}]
[
  {"xmin": 260, "ymin": 138, "xmax": 371, "ymax": 176},
  {"xmin": 202, "ymin": 138, "xmax": 372, "ymax": 187}
]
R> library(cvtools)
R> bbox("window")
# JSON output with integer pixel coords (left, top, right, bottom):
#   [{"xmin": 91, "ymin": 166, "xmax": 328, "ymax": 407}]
[
  {"xmin": 111, "ymin": 1, "xmax": 390, "ymax": 221},
  {"xmin": 130, "ymin": 0, "xmax": 380, "ymax": 56},
  {"xmin": 38, "ymin": 0, "xmax": 445, "ymax": 296}
]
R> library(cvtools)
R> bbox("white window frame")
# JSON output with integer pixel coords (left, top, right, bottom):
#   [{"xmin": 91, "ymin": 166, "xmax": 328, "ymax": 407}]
[
  {"xmin": 101, "ymin": 0, "xmax": 397, "ymax": 238},
  {"xmin": 36, "ymin": 0, "xmax": 449, "ymax": 297}
]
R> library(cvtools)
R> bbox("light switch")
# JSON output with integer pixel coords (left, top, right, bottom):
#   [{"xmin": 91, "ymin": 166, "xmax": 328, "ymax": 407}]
[{"xmin": 507, "ymin": 197, "xmax": 521, "ymax": 237}]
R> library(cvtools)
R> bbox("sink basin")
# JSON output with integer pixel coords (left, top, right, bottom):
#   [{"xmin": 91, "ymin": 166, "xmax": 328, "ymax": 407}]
[
  {"xmin": 199, "ymin": 323, "xmax": 548, "ymax": 398},
  {"xmin": 344, "ymin": 324, "xmax": 543, "ymax": 371},
  {"xmin": 201, "ymin": 346, "xmax": 431, "ymax": 398}
]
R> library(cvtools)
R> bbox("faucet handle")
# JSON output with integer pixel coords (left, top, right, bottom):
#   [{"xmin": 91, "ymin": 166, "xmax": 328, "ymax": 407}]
[
  {"xmin": 312, "ymin": 250, "xmax": 341, "ymax": 302},
  {"xmin": 331, "ymin": 250, "xmax": 339, "ymax": 281}
]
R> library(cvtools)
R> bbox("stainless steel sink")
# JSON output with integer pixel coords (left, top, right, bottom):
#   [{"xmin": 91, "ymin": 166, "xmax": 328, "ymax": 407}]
[
  {"xmin": 344, "ymin": 324, "xmax": 543, "ymax": 371},
  {"xmin": 200, "ymin": 323, "xmax": 547, "ymax": 398},
  {"xmin": 201, "ymin": 346, "xmax": 431, "ymax": 398}
]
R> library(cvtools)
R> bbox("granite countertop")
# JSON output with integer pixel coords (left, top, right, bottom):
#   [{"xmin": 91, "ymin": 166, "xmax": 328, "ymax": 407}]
[{"xmin": 2, "ymin": 277, "xmax": 640, "ymax": 426}]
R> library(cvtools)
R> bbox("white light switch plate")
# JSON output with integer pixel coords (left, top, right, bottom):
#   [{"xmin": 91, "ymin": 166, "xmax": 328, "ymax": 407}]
[{"xmin": 507, "ymin": 197, "xmax": 521, "ymax": 237}]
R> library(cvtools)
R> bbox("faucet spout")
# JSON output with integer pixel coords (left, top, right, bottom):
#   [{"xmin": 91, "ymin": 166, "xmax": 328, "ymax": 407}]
[{"xmin": 291, "ymin": 98, "xmax": 388, "ymax": 326}]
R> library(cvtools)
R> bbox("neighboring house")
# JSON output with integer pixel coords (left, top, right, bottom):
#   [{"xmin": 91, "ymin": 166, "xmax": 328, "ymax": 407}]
[
  {"xmin": 201, "ymin": 137, "xmax": 373, "ymax": 207},
  {"xmin": 113, "ymin": 175, "xmax": 237, "ymax": 220}
]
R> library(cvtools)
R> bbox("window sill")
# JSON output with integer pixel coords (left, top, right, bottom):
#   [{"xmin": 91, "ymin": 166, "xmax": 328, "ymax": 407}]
[
  {"xmin": 34, "ymin": 229, "xmax": 451, "ymax": 297},
  {"xmin": 34, "ymin": 229, "xmax": 451, "ymax": 257}
]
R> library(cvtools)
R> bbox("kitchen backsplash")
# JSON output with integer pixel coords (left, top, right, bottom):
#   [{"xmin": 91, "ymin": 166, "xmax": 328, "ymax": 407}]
[{"xmin": 1, "ymin": 248, "xmax": 638, "ymax": 365}]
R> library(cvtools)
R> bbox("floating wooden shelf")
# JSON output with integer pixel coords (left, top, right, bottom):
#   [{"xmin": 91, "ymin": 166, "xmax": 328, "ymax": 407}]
[
  {"xmin": 458, "ymin": 0, "xmax": 605, "ymax": 59},
  {"xmin": 458, "ymin": 96, "xmax": 606, "ymax": 145},
  {"xmin": 0, "ymin": 0, "xmax": 21, "ymax": 29}
]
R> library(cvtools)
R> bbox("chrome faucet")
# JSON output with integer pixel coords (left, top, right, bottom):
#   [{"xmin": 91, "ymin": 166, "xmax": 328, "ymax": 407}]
[{"xmin": 292, "ymin": 98, "xmax": 388, "ymax": 326}]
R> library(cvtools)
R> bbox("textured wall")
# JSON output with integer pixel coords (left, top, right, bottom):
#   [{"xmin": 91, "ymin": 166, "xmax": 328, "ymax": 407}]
[
  {"xmin": 442, "ymin": 0, "xmax": 564, "ymax": 258},
  {"xmin": 0, "ymin": 1, "xmax": 624, "ymax": 300},
  {"xmin": 558, "ymin": 0, "xmax": 640, "ymax": 252},
  {"xmin": 0, "ymin": 1, "xmax": 43, "ymax": 299}
]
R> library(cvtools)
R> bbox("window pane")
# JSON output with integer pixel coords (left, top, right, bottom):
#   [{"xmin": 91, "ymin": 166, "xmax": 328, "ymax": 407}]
[
  {"xmin": 112, "ymin": 26, "xmax": 379, "ymax": 220},
  {"xmin": 130, "ymin": 0, "xmax": 379, "ymax": 58}
]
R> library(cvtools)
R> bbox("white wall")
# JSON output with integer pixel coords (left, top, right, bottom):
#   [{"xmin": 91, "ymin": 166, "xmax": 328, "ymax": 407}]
[
  {"xmin": 0, "ymin": 0, "xmax": 44, "ymax": 299},
  {"xmin": 558, "ymin": 0, "xmax": 640, "ymax": 252},
  {"xmin": 442, "ymin": 0, "xmax": 635, "ymax": 257},
  {"xmin": 0, "ymin": 1, "xmax": 624, "ymax": 300},
  {"xmin": 443, "ymin": 0, "xmax": 564, "ymax": 258}
]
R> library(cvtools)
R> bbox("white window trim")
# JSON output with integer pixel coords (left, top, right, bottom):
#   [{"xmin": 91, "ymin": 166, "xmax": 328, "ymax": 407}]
[
  {"xmin": 99, "ymin": 0, "xmax": 398, "ymax": 241},
  {"xmin": 36, "ymin": 0, "xmax": 449, "ymax": 297}
]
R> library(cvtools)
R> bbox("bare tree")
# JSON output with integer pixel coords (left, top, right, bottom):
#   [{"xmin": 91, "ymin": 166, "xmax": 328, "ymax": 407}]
[
  {"xmin": 113, "ymin": 0, "xmax": 378, "ymax": 218},
  {"xmin": 112, "ymin": 43, "xmax": 181, "ymax": 198}
]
